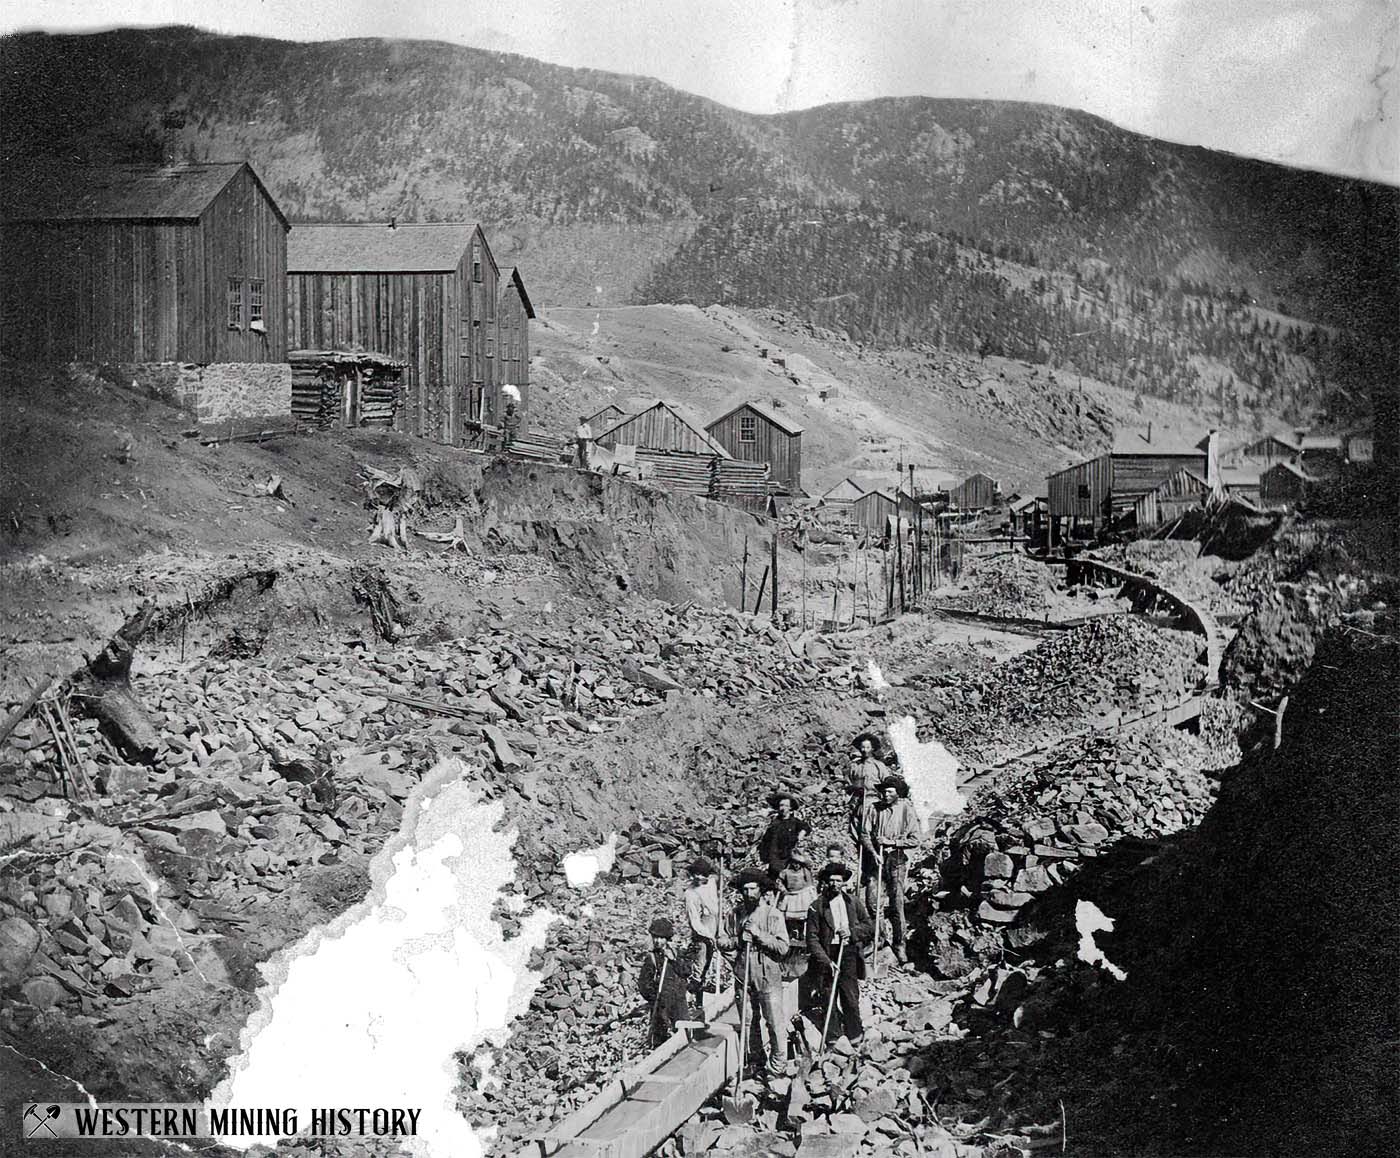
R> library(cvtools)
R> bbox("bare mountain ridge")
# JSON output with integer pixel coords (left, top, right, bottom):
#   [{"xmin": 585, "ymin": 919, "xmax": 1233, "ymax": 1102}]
[{"xmin": 1, "ymin": 26, "xmax": 1394, "ymax": 422}]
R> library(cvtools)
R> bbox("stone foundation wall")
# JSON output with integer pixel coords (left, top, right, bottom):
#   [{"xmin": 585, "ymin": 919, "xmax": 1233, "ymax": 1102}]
[{"xmin": 74, "ymin": 362, "xmax": 291, "ymax": 426}]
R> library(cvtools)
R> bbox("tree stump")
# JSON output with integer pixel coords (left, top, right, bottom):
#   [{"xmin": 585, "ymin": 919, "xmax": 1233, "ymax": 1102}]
[{"xmin": 84, "ymin": 601, "xmax": 159, "ymax": 760}]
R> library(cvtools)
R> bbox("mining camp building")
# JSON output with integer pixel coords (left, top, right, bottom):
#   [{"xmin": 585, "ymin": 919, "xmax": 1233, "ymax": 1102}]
[
  {"xmin": 497, "ymin": 267, "xmax": 535, "ymax": 418},
  {"xmin": 1047, "ymin": 427, "xmax": 1213, "ymax": 534},
  {"xmin": 706, "ymin": 402, "xmax": 804, "ymax": 495},
  {"xmin": 286, "ymin": 222, "xmax": 501, "ymax": 445},
  {"xmin": 0, "ymin": 161, "xmax": 288, "ymax": 366}
]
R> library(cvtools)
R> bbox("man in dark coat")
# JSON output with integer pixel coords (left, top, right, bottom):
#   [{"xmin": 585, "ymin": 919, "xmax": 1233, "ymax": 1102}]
[
  {"xmin": 639, "ymin": 916, "xmax": 692, "ymax": 1048},
  {"xmin": 806, "ymin": 862, "xmax": 874, "ymax": 1044},
  {"xmin": 757, "ymin": 792, "xmax": 811, "ymax": 879}
]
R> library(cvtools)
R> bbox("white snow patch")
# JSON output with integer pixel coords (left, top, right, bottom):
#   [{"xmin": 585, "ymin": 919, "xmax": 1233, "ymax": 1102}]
[
  {"xmin": 865, "ymin": 660, "xmax": 891, "ymax": 690},
  {"xmin": 564, "ymin": 834, "xmax": 618, "ymax": 888},
  {"xmin": 1075, "ymin": 900, "xmax": 1128, "ymax": 981},
  {"xmin": 212, "ymin": 757, "xmax": 555, "ymax": 1156},
  {"xmin": 888, "ymin": 716, "xmax": 965, "ymax": 822}
]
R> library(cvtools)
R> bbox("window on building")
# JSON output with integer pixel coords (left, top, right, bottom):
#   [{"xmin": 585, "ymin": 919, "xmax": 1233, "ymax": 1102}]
[
  {"xmin": 472, "ymin": 242, "xmax": 482, "ymax": 283},
  {"xmin": 248, "ymin": 278, "xmax": 265, "ymax": 325},
  {"xmin": 486, "ymin": 334, "xmax": 495, "ymax": 359},
  {"xmin": 1077, "ymin": 483, "xmax": 1091, "ymax": 499},
  {"xmin": 739, "ymin": 415, "xmax": 757, "ymax": 443},
  {"xmin": 227, "ymin": 277, "xmax": 243, "ymax": 329}
]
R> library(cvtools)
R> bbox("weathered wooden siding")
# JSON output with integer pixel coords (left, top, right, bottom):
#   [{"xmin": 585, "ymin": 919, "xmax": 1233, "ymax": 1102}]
[
  {"xmin": 1047, "ymin": 454, "xmax": 1111, "ymax": 522},
  {"xmin": 0, "ymin": 167, "xmax": 286, "ymax": 364},
  {"xmin": 497, "ymin": 280, "xmax": 531, "ymax": 416},
  {"xmin": 598, "ymin": 404, "xmax": 721, "ymax": 455},
  {"xmin": 203, "ymin": 166, "xmax": 287, "ymax": 362},
  {"xmin": 286, "ymin": 271, "xmax": 457, "ymax": 442},
  {"xmin": 706, "ymin": 405, "xmax": 801, "ymax": 493},
  {"xmin": 1111, "ymin": 453, "xmax": 1207, "ymax": 499},
  {"xmin": 948, "ymin": 473, "xmax": 997, "ymax": 510},
  {"xmin": 467, "ymin": 233, "xmax": 502, "ymax": 426},
  {"xmin": 1260, "ymin": 465, "xmax": 1310, "ymax": 507},
  {"xmin": 852, "ymin": 491, "xmax": 896, "ymax": 533}
]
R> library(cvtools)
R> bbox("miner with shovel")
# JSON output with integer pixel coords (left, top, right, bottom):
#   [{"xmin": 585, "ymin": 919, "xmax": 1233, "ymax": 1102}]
[{"xmin": 806, "ymin": 862, "xmax": 873, "ymax": 1047}]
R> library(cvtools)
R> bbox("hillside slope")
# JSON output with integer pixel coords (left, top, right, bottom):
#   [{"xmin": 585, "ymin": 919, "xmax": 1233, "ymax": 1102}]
[{"xmin": 2, "ymin": 26, "xmax": 1393, "ymax": 422}]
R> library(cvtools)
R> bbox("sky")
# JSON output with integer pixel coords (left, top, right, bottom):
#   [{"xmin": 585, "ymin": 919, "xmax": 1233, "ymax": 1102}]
[{"xmin": 7, "ymin": 0, "xmax": 1397, "ymax": 183}]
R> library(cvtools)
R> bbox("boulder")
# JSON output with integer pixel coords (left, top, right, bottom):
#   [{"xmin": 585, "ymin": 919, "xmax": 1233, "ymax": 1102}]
[{"xmin": 0, "ymin": 916, "xmax": 40, "ymax": 983}]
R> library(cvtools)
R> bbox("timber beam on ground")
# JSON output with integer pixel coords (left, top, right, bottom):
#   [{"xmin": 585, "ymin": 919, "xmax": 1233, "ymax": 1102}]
[{"xmin": 518, "ymin": 991, "xmax": 739, "ymax": 1158}]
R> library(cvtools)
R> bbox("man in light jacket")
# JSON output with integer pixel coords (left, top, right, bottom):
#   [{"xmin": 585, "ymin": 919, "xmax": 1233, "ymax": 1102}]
[
  {"xmin": 719, "ymin": 869, "xmax": 791, "ymax": 1078},
  {"xmin": 860, "ymin": 775, "xmax": 921, "ymax": 965},
  {"xmin": 684, "ymin": 857, "xmax": 720, "ymax": 1004}
]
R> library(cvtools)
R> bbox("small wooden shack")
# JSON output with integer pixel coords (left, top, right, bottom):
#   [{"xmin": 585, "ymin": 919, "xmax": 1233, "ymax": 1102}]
[
  {"xmin": 1, "ymin": 161, "xmax": 288, "ymax": 364},
  {"xmin": 852, "ymin": 490, "xmax": 897, "ymax": 534},
  {"xmin": 289, "ymin": 349, "xmax": 406, "ymax": 429},
  {"xmin": 1131, "ymin": 468, "xmax": 1208, "ymax": 528},
  {"xmin": 286, "ymin": 222, "xmax": 500, "ymax": 446},
  {"xmin": 947, "ymin": 472, "xmax": 999, "ymax": 511},
  {"xmin": 706, "ymin": 402, "xmax": 803, "ymax": 494},
  {"xmin": 584, "ymin": 404, "xmax": 628, "ymax": 430},
  {"xmin": 497, "ymin": 266, "xmax": 535, "ymax": 419},
  {"xmin": 1260, "ymin": 461, "xmax": 1315, "ymax": 508},
  {"xmin": 595, "ymin": 401, "xmax": 731, "ymax": 457}
]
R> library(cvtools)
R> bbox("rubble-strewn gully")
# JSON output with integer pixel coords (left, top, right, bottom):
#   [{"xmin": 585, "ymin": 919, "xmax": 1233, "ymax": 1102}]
[{"xmin": 1, "ymin": 477, "xmax": 1394, "ymax": 1158}]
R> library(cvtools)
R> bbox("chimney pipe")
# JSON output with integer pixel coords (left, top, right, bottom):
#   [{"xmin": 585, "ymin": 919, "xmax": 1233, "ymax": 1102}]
[
  {"xmin": 1146, "ymin": 421, "xmax": 1152, "ymax": 444},
  {"xmin": 160, "ymin": 112, "xmax": 185, "ymax": 167}
]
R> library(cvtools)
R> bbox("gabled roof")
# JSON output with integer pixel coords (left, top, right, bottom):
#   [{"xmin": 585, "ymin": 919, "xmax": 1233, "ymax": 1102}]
[
  {"xmin": 502, "ymin": 267, "xmax": 536, "ymax": 318},
  {"xmin": 287, "ymin": 222, "xmax": 485, "ymax": 273},
  {"xmin": 1008, "ymin": 495, "xmax": 1044, "ymax": 513},
  {"xmin": 1300, "ymin": 434, "xmax": 1343, "ymax": 451},
  {"xmin": 1264, "ymin": 460, "xmax": 1316, "ymax": 481},
  {"xmin": 594, "ymin": 400, "xmax": 732, "ymax": 458},
  {"xmin": 853, "ymin": 489, "xmax": 896, "ymax": 505},
  {"xmin": 707, "ymin": 401, "xmax": 804, "ymax": 436},
  {"xmin": 1, "ymin": 161, "xmax": 288, "ymax": 227},
  {"xmin": 1110, "ymin": 427, "xmax": 1211, "ymax": 457},
  {"xmin": 822, "ymin": 477, "xmax": 866, "ymax": 501},
  {"xmin": 584, "ymin": 403, "xmax": 628, "ymax": 425}
]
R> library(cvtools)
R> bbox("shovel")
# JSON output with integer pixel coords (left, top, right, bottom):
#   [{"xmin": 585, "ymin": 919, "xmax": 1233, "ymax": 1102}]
[
  {"xmin": 871, "ymin": 846, "xmax": 886, "ymax": 978},
  {"xmin": 722, "ymin": 943, "xmax": 755, "ymax": 1125},
  {"xmin": 818, "ymin": 937, "xmax": 847, "ymax": 1055}
]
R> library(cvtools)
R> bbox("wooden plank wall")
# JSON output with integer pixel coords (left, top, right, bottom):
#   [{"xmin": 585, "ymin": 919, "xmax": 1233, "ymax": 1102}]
[
  {"xmin": 1112, "ymin": 454, "xmax": 1207, "ymax": 498},
  {"xmin": 497, "ymin": 283, "xmax": 530, "ymax": 416},
  {"xmin": 1047, "ymin": 454, "xmax": 1111, "ymax": 523},
  {"xmin": 949, "ymin": 474, "xmax": 997, "ymax": 510},
  {"xmin": 852, "ymin": 492, "xmax": 896, "ymax": 532},
  {"xmin": 287, "ymin": 271, "xmax": 456, "ymax": 443},
  {"xmin": 599, "ymin": 405, "xmax": 717, "ymax": 455},
  {"xmin": 707, "ymin": 406, "xmax": 801, "ymax": 492},
  {"xmin": 203, "ymin": 166, "xmax": 287, "ymax": 362},
  {"xmin": 467, "ymin": 233, "xmax": 502, "ymax": 427}
]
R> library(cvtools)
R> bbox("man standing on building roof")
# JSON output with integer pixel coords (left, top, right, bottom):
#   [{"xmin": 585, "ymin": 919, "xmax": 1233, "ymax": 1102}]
[
  {"xmin": 860, "ymin": 775, "xmax": 921, "ymax": 965},
  {"xmin": 807, "ymin": 862, "xmax": 873, "ymax": 1045},
  {"xmin": 757, "ymin": 791, "xmax": 811, "ymax": 880},
  {"xmin": 719, "ymin": 869, "xmax": 791, "ymax": 1079},
  {"xmin": 684, "ymin": 857, "xmax": 720, "ymax": 1007},
  {"xmin": 639, "ymin": 917, "xmax": 692, "ymax": 1048},
  {"xmin": 576, "ymin": 415, "xmax": 593, "ymax": 470}
]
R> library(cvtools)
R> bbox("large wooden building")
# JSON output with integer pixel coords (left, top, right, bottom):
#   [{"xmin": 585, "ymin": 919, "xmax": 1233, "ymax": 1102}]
[
  {"xmin": 286, "ymin": 222, "xmax": 500, "ymax": 444},
  {"xmin": 1, "ymin": 161, "xmax": 288, "ymax": 364},
  {"xmin": 1047, "ymin": 428, "xmax": 1211, "ymax": 532},
  {"xmin": 947, "ymin": 472, "xmax": 999, "ymax": 511},
  {"xmin": 705, "ymin": 402, "xmax": 803, "ymax": 494},
  {"xmin": 497, "ymin": 267, "xmax": 535, "ymax": 419}
]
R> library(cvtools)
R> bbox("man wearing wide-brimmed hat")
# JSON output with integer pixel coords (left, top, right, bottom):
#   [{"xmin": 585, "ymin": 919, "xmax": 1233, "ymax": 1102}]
[
  {"xmin": 847, "ymin": 733, "xmax": 888, "ymax": 853},
  {"xmin": 639, "ymin": 916, "xmax": 693, "ymax": 1047},
  {"xmin": 719, "ymin": 868, "xmax": 792, "ymax": 1077},
  {"xmin": 807, "ymin": 862, "xmax": 873, "ymax": 1043},
  {"xmin": 860, "ymin": 774, "xmax": 921, "ymax": 964}
]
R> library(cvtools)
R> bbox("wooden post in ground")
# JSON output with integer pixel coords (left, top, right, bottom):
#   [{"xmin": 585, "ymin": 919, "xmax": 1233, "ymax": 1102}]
[
  {"xmin": 740, "ymin": 536, "xmax": 749, "ymax": 609},
  {"xmin": 770, "ymin": 535, "xmax": 778, "ymax": 618},
  {"xmin": 753, "ymin": 566, "xmax": 770, "ymax": 614}
]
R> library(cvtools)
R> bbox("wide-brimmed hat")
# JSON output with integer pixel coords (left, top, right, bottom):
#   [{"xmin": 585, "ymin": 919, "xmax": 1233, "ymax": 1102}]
[
  {"xmin": 817, "ymin": 862, "xmax": 853, "ymax": 883},
  {"xmin": 852, "ymin": 732, "xmax": 883, "ymax": 754},
  {"xmin": 648, "ymin": 917, "xmax": 675, "ymax": 937},
  {"xmin": 732, "ymin": 868, "xmax": 778, "ymax": 893},
  {"xmin": 877, "ymin": 775, "xmax": 907, "ymax": 793},
  {"xmin": 686, "ymin": 856, "xmax": 716, "ymax": 877},
  {"xmin": 766, "ymin": 790, "xmax": 799, "ymax": 809}
]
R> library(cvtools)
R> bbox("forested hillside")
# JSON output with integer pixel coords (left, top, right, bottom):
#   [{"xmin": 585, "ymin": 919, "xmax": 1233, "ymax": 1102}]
[{"xmin": 1, "ymin": 25, "xmax": 1394, "ymax": 421}]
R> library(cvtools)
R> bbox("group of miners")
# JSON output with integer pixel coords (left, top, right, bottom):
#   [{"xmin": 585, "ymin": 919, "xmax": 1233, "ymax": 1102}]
[{"xmin": 637, "ymin": 731, "xmax": 919, "ymax": 1079}]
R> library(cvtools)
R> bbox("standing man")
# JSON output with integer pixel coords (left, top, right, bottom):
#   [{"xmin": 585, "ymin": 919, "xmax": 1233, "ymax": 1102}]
[
  {"xmin": 719, "ymin": 869, "xmax": 791, "ymax": 1079},
  {"xmin": 684, "ymin": 856, "xmax": 720, "ymax": 1005},
  {"xmin": 575, "ymin": 415, "xmax": 593, "ymax": 470},
  {"xmin": 757, "ymin": 792, "xmax": 811, "ymax": 880},
  {"xmin": 848, "ymin": 734, "xmax": 887, "ymax": 842},
  {"xmin": 860, "ymin": 775, "xmax": 921, "ymax": 965},
  {"xmin": 638, "ymin": 917, "xmax": 692, "ymax": 1048},
  {"xmin": 806, "ymin": 862, "xmax": 873, "ymax": 1045},
  {"xmin": 501, "ymin": 399, "xmax": 522, "ymax": 451}
]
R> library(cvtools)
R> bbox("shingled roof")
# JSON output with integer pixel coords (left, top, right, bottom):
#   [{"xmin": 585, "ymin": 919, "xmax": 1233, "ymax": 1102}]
[
  {"xmin": 1, "ymin": 161, "xmax": 286, "ymax": 226},
  {"xmin": 287, "ymin": 223, "xmax": 485, "ymax": 273},
  {"xmin": 707, "ymin": 401, "xmax": 804, "ymax": 436}
]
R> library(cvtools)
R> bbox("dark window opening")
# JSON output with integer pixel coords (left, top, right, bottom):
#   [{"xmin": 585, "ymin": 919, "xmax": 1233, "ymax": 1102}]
[
  {"xmin": 1077, "ymin": 483, "xmax": 1091, "ymax": 499},
  {"xmin": 227, "ymin": 277, "xmax": 243, "ymax": 329}
]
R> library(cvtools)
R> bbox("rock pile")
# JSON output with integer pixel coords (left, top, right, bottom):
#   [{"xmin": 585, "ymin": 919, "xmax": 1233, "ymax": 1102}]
[
  {"xmin": 926, "ymin": 555, "xmax": 1055, "ymax": 621},
  {"xmin": 907, "ymin": 616, "xmax": 1202, "ymax": 764},
  {"xmin": 928, "ymin": 724, "xmax": 1219, "ymax": 930}
]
